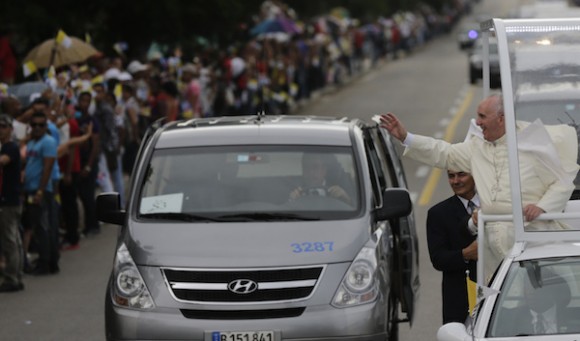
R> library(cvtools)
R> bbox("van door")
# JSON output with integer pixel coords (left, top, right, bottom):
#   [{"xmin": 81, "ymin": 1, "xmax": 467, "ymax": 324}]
[{"xmin": 372, "ymin": 127, "xmax": 420, "ymax": 325}]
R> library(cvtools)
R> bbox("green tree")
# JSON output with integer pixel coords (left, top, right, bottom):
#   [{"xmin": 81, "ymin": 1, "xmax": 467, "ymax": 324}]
[{"xmin": 2, "ymin": 0, "xmax": 456, "ymax": 62}]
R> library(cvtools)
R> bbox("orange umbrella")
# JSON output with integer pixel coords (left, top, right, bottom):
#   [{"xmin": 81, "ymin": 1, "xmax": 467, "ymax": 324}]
[{"xmin": 23, "ymin": 36, "xmax": 100, "ymax": 69}]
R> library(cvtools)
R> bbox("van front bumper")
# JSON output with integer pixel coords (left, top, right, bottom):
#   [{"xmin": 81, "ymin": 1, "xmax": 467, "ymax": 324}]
[{"xmin": 105, "ymin": 292, "xmax": 389, "ymax": 341}]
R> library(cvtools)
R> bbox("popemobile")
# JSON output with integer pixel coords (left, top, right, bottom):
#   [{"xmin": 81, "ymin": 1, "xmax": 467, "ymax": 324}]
[{"xmin": 438, "ymin": 17, "xmax": 580, "ymax": 340}]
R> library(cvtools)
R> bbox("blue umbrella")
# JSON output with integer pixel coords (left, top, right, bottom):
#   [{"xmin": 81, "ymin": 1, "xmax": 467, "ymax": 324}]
[
  {"xmin": 250, "ymin": 18, "xmax": 300, "ymax": 36},
  {"xmin": 250, "ymin": 19, "xmax": 285, "ymax": 36}
]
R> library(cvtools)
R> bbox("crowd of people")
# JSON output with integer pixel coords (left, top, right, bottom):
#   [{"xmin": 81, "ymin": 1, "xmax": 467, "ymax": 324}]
[{"xmin": 0, "ymin": 0, "xmax": 473, "ymax": 292}]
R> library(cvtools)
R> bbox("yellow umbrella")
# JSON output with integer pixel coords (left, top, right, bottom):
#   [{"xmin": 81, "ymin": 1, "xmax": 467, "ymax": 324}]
[{"xmin": 23, "ymin": 36, "xmax": 100, "ymax": 69}]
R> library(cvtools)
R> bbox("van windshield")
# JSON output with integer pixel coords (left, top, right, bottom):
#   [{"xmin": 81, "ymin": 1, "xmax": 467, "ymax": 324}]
[{"xmin": 137, "ymin": 145, "xmax": 361, "ymax": 221}]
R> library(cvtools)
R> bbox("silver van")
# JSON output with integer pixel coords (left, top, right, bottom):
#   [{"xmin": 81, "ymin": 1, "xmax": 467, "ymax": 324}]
[{"xmin": 97, "ymin": 114, "xmax": 419, "ymax": 341}]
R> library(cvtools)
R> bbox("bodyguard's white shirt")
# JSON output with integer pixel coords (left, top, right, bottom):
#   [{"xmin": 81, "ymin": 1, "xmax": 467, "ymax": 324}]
[{"xmin": 456, "ymin": 194, "xmax": 480, "ymax": 235}]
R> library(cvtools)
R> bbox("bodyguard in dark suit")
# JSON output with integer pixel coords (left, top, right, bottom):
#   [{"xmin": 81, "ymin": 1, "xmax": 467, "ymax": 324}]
[{"xmin": 427, "ymin": 170, "xmax": 479, "ymax": 324}]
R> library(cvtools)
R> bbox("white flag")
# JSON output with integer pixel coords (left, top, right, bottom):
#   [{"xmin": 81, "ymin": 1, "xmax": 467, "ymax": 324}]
[
  {"xmin": 56, "ymin": 30, "xmax": 72, "ymax": 49},
  {"xmin": 477, "ymin": 283, "xmax": 500, "ymax": 304}
]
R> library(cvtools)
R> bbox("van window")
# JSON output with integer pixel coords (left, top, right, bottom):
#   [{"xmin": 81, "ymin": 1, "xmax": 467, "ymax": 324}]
[{"xmin": 137, "ymin": 145, "xmax": 361, "ymax": 220}]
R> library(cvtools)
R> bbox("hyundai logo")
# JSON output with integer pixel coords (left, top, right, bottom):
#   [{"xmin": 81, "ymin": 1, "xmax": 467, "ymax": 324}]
[{"xmin": 227, "ymin": 279, "xmax": 258, "ymax": 294}]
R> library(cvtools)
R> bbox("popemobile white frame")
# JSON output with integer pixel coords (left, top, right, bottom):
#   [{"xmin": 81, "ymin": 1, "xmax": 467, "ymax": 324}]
[
  {"xmin": 436, "ymin": 17, "xmax": 580, "ymax": 341},
  {"xmin": 477, "ymin": 17, "xmax": 580, "ymax": 286}
]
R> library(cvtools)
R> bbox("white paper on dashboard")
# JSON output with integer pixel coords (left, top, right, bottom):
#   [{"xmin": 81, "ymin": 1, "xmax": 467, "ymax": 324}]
[{"xmin": 140, "ymin": 193, "xmax": 184, "ymax": 213}]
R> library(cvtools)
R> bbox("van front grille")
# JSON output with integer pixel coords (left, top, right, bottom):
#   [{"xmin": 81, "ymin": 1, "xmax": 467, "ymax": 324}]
[{"xmin": 163, "ymin": 266, "xmax": 323, "ymax": 303}]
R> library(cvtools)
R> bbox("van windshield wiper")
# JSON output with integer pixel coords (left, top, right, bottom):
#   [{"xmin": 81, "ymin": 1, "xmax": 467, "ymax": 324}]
[
  {"xmin": 217, "ymin": 213, "xmax": 320, "ymax": 221},
  {"xmin": 139, "ymin": 212, "xmax": 226, "ymax": 222}
]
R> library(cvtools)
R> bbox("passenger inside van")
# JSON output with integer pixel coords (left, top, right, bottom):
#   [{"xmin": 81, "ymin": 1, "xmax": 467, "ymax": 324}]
[{"xmin": 289, "ymin": 153, "xmax": 353, "ymax": 205}]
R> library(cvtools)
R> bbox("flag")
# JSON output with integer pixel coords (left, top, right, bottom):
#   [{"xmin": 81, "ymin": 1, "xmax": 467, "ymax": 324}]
[
  {"xmin": 477, "ymin": 283, "xmax": 500, "ymax": 303},
  {"xmin": 45, "ymin": 66, "xmax": 57, "ymax": 89},
  {"xmin": 0, "ymin": 83, "xmax": 8, "ymax": 96},
  {"xmin": 56, "ymin": 29, "xmax": 72, "ymax": 48},
  {"xmin": 466, "ymin": 271, "xmax": 477, "ymax": 315},
  {"xmin": 46, "ymin": 66, "xmax": 56, "ymax": 80},
  {"xmin": 91, "ymin": 75, "xmax": 104, "ymax": 86},
  {"xmin": 466, "ymin": 270, "xmax": 501, "ymax": 316},
  {"xmin": 113, "ymin": 42, "xmax": 128, "ymax": 56},
  {"xmin": 114, "ymin": 83, "xmax": 122, "ymax": 101},
  {"xmin": 85, "ymin": 32, "xmax": 92, "ymax": 44},
  {"xmin": 22, "ymin": 61, "xmax": 37, "ymax": 77},
  {"xmin": 181, "ymin": 109, "xmax": 194, "ymax": 119}
]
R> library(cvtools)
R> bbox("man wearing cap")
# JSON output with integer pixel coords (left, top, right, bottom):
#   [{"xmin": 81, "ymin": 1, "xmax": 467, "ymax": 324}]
[
  {"xmin": 0, "ymin": 114, "xmax": 24, "ymax": 291},
  {"xmin": 127, "ymin": 60, "xmax": 150, "ymax": 104},
  {"xmin": 127, "ymin": 60, "xmax": 149, "ymax": 75}
]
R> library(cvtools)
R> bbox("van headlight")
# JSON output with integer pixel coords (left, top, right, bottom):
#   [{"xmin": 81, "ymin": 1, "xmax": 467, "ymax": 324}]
[
  {"xmin": 110, "ymin": 243, "xmax": 155, "ymax": 309},
  {"xmin": 332, "ymin": 245, "xmax": 379, "ymax": 308}
]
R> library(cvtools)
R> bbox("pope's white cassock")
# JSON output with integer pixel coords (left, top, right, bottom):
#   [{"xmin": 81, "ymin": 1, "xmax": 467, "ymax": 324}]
[{"xmin": 401, "ymin": 119, "xmax": 579, "ymax": 280}]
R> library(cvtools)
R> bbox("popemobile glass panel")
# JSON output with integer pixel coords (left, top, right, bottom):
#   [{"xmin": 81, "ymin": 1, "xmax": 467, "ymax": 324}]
[{"xmin": 508, "ymin": 21, "xmax": 580, "ymax": 233}]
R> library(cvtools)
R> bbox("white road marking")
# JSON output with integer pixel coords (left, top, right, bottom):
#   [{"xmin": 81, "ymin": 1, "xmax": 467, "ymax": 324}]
[
  {"xmin": 434, "ymin": 131, "xmax": 444, "ymax": 139},
  {"xmin": 439, "ymin": 118, "xmax": 451, "ymax": 126}
]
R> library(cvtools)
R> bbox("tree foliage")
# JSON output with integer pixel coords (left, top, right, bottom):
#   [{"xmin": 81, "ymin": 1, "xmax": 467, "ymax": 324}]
[{"xmin": 1, "ymin": 0, "xmax": 455, "ymax": 61}]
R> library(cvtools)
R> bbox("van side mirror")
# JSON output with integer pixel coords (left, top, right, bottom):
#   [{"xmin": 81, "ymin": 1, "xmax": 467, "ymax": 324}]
[
  {"xmin": 436, "ymin": 322, "xmax": 470, "ymax": 341},
  {"xmin": 96, "ymin": 192, "xmax": 126, "ymax": 225},
  {"xmin": 375, "ymin": 188, "xmax": 412, "ymax": 220}
]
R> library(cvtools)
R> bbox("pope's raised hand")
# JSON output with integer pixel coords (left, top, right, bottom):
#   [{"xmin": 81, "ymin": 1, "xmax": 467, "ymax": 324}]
[{"xmin": 379, "ymin": 113, "xmax": 408, "ymax": 142}]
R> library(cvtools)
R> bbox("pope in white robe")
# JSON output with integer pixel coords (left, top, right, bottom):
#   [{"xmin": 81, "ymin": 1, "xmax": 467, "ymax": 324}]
[{"xmin": 378, "ymin": 95, "xmax": 579, "ymax": 281}]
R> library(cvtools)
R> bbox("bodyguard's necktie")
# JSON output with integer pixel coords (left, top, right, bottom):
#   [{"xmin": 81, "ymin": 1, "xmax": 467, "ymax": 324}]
[{"xmin": 467, "ymin": 200, "xmax": 476, "ymax": 215}]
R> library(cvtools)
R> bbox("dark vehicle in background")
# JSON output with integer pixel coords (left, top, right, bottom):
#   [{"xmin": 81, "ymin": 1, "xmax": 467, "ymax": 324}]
[
  {"xmin": 457, "ymin": 22, "xmax": 480, "ymax": 49},
  {"xmin": 468, "ymin": 38, "xmax": 501, "ymax": 88}
]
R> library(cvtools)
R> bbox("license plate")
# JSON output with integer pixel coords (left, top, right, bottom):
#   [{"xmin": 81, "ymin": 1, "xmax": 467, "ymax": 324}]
[{"xmin": 211, "ymin": 331, "xmax": 275, "ymax": 341}]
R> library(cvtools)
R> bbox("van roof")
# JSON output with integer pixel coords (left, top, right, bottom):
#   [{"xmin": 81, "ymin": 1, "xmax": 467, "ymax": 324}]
[{"xmin": 154, "ymin": 115, "xmax": 367, "ymax": 148}]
